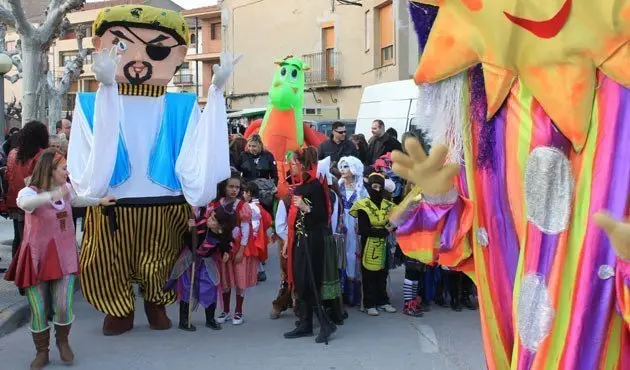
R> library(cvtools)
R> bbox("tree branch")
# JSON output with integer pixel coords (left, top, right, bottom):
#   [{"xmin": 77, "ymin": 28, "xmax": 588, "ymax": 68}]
[
  {"xmin": 4, "ymin": 73, "xmax": 20, "ymax": 83},
  {"xmin": 0, "ymin": 6, "xmax": 16, "ymax": 27},
  {"xmin": 39, "ymin": 0, "xmax": 84, "ymax": 42},
  {"xmin": 55, "ymin": 25, "xmax": 87, "ymax": 95},
  {"xmin": 0, "ymin": 23, "xmax": 6, "ymax": 52},
  {"xmin": 6, "ymin": 0, "xmax": 34, "ymax": 36}
]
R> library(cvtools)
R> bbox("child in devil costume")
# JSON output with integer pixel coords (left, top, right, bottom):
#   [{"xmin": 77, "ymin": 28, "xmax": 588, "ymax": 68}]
[{"xmin": 165, "ymin": 206, "xmax": 236, "ymax": 331}]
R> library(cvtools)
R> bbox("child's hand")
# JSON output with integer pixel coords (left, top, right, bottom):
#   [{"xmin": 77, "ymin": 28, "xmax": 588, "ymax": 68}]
[
  {"xmin": 222, "ymin": 252, "xmax": 230, "ymax": 263},
  {"xmin": 98, "ymin": 196, "xmax": 116, "ymax": 206},
  {"xmin": 235, "ymin": 249, "xmax": 244, "ymax": 263},
  {"xmin": 281, "ymin": 241, "xmax": 288, "ymax": 259},
  {"xmin": 188, "ymin": 219, "xmax": 196, "ymax": 228}
]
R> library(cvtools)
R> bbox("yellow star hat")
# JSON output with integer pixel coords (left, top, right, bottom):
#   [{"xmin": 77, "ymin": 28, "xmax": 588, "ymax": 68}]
[{"xmin": 411, "ymin": 0, "xmax": 630, "ymax": 151}]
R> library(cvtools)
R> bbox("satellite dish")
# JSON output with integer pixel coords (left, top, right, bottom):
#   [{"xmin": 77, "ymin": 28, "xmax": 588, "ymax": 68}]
[{"xmin": 221, "ymin": 8, "xmax": 229, "ymax": 24}]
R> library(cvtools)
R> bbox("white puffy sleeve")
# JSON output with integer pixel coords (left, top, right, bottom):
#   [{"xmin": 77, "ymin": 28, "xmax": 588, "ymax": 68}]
[
  {"xmin": 67, "ymin": 84, "xmax": 120, "ymax": 198},
  {"xmin": 175, "ymin": 85, "xmax": 231, "ymax": 206},
  {"xmin": 275, "ymin": 202, "xmax": 288, "ymax": 241}
]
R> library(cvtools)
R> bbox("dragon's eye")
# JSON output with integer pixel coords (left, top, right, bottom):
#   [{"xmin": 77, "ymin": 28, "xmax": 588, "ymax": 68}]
[
  {"xmin": 280, "ymin": 67, "xmax": 287, "ymax": 77},
  {"xmin": 290, "ymin": 69, "xmax": 298, "ymax": 82}
]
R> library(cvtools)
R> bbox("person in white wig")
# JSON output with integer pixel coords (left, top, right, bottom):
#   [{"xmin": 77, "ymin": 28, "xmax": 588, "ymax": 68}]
[{"xmin": 337, "ymin": 156, "xmax": 368, "ymax": 306}]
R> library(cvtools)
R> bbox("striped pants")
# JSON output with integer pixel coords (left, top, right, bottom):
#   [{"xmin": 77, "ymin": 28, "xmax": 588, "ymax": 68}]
[
  {"xmin": 26, "ymin": 274, "xmax": 77, "ymax": 332},
  {"xmin": 80, "ymin": 204, "xmax": 190, "ymax": 317}
]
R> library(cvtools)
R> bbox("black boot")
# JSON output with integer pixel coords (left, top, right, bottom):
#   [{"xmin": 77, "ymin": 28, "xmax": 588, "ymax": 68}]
[
  {"xmin": 449, "ymin": 272, "xmax": 463, "ymax": 312},
  {"xmin": 205, "ymin": 303, "xmax": 221, "ymax": 330},
  {"xmin": 178, "ymin": 302, "xmax": 196, "ymax": 331},
  {"xmin": 284, "ymin": 301, "xmax": 313, "ymax": 339},
  {"xmin": 461, "ymin": 294, "xmax": 477, "ymax": 310},
  {"xmin": 314, "ymin": 307, "xmax": 337, "ymax": 344},
  {"xmin": 329, "ymin": 299, "xmax": 344, "ymax": 326}
]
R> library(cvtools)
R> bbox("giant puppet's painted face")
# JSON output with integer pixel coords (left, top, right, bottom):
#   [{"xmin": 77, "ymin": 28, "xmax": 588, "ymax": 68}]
[
  {"xmin": 92, "ymin": 5, "xmax": 189, "ymax": 86},
  {"xmin": 410, "ymin": 0, "xmax": 630, "ymax": 151},
  {"xmin": 268, "ymin": 56, "xmax": 310, "ymax": 111}
]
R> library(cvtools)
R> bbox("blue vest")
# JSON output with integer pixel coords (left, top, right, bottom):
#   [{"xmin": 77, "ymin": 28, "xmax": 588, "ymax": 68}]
[{"xmin": 78, "ymin": 92, "xmax": 197, "ymax": 191}]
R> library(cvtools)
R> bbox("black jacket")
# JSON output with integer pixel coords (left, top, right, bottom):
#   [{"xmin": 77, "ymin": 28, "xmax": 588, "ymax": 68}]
[
  {"xmin": 367, "ymin": 133, "xmax": 402, "ymax": 165},
  {"xmin": 236, "ymin": 150, "xmax": 278, "ymax": 183},
  {"xmin": 317, "ymin": 139, "xmax": 359, "ymax": 165}
]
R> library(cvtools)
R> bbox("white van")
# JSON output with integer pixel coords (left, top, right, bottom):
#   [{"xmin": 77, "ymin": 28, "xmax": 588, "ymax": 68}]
[{"xmin": 355, "ymin": 79, "xmax": 420, "ymax": 139}]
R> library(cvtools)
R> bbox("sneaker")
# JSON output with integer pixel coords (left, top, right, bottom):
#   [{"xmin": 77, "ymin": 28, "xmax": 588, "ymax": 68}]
[
  {"xmin": 216, "ymin": 312, "xmax": 231, "ymax": 324},
  {"xmin": 257, "ymin": 271, "xmax": 267, "ymax": 282},
  {"xmin": 378, "ymin": 304, "xmax": 397, "ymax": 313},
  {"xmin": 403, "ymin": 300, "xmax": 423, "ymax": 317},
  {"xmin": 366, "ymin": 307, "xmax": 379, "ymax": 316},
  {"xmin": 232, "ymin": 312, "xmax": 244, "ymax": 325}
]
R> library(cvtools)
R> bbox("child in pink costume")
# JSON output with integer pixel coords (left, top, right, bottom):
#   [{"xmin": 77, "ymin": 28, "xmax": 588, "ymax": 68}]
[{"xmin": 5, "ymin": 149, "xmax": 114, "ymax": 369}]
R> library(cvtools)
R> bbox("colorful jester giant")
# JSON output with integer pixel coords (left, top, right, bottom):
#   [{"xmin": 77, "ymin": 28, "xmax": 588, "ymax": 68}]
[
  {"xmin": 244, "ymin": 56, "xmax": 327, "ymax": 196},
  {"xmin": 391, "ymin": 1, "xmax": 630, "ymax": 369}
]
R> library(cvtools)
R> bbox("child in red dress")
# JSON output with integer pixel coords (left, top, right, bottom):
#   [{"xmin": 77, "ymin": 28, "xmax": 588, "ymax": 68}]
[{"xmin": 209, "ymin": 174, "xmax": 258, "ymax": 325}]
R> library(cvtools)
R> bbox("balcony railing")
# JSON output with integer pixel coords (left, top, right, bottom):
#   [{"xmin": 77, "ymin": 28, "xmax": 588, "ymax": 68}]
[
  {"xmin": 173, "ymin": 73, "xmax": 194, "ymax": 85},
  {"xmin": 302, "ymin": 51, "xmax": 341, "ymax": 87}
]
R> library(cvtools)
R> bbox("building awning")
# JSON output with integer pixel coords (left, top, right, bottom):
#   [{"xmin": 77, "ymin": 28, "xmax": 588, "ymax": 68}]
[{"xmin": 227, "ymin": 108, "xmax": 266, "ymax": 118}]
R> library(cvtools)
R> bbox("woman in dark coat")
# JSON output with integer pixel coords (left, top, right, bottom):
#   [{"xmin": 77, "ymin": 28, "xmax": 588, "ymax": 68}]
[{"xmin": 235, "ymin": 134, "xmax": 278, "ymax": 184}]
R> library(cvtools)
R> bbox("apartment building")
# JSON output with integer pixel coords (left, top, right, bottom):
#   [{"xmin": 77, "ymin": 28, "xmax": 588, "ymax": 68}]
[
  {"xmin": 221, "ymin": 0, "xmax": 419, "ymax": 120},
  {"xmin": 176, "ymin": 6, "xmax": 222, "ymax": 106}
]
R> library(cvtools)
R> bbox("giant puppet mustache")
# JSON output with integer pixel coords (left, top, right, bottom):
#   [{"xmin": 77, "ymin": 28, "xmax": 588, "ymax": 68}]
[{"xmin": 123, "ymin": 61, "xmax": 153, "ymax": 85}]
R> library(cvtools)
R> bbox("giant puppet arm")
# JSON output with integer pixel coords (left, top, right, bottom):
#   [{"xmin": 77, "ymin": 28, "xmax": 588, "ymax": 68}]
[
  {"xmin": 67, "ymin": 49, "xmax": 121, "ymax": 198},
  {"xmin": 390, "ymin": 141, "xmax": 474, "ymax": 268},
  {"xmin": 594, "ymin": 213, "xmax": 630, "ymax": 328},
  {"xmin": 244, "ymin": 119, "xmax": 327, "ymax": 148},
  {"xmin": 175, "ymin": 53, "xmax": 239, "ymax": 206}
]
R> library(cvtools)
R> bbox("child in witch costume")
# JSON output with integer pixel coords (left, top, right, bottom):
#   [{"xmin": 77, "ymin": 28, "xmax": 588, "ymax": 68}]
[
  {"xmin": 165, "ymin": 206, "xmax": 236, "ymax": 331},
  {"xmin": 210, "ymin": 174, "xmax": 258, "ymax": 325},
  {"xmin": 282, "ymin": 147, "xmax": 337, "ymax": 344},
  {"xmin": 349, "ymin": 173, "xmax": 397, "ymax": 316},
  {"xmin": 5, "ymin": 149, "xmax": 115, "ymax": 369}
]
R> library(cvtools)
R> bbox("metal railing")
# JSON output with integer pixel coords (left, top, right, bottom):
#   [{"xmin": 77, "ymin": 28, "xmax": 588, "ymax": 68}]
[
  {"xmin": 302, "ymin": 51, "xmax": 341, "ymax": 86},
  {"xmin": 173, "ymin": 73, "xmax": 194, "ymax": 85}
]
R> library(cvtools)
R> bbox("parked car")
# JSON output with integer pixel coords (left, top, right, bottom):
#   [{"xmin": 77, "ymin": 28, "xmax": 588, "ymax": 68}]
[{"xmin": 305, "ymin": 119, "xmax": 356, "ymax": 137}]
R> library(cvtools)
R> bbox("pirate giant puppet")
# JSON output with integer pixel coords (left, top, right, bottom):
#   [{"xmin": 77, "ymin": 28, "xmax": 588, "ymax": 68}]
[{"xmin": 67, "ymin": 5, "xmax": 238, "ymax": 335}]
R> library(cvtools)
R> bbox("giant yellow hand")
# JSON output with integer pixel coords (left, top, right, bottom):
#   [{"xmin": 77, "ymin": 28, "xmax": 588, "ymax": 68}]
[
  {"xmin": 391, "ymin": 138, "xmax": 460, "ymax": 197},
  {"xmin": 594, "ymin": 212, "xmax": 630, "ymax": 261}
]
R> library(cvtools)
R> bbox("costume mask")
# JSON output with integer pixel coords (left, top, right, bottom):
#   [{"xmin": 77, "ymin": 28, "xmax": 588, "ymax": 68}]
[{"xmin": 92, "ymin": 5, "xmax": 189, "ymax": 86}]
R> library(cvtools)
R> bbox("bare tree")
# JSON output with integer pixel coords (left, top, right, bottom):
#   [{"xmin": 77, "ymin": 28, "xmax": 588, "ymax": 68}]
[
  {"xmin": 0, "ymin": 0, "xmax": 86, "ymax": 125},
  {"xmin": 0, "ymin": 23, "xmax": 22, "ymax": 83},
  {"xmin": 47, "ymin": 24, "xmax": 89, "ymax": 124}
]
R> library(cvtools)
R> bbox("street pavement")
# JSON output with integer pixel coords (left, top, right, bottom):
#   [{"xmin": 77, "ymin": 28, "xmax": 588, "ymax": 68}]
[{"xmin": 0, "ymin": 218, "xmax": 486, "ymax": 370}]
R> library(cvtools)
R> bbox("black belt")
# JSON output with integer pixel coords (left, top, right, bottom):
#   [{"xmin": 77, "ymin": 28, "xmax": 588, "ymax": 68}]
[{"xmin": 101, "ymin": 195, "xmax": 188, "ymax": 233}]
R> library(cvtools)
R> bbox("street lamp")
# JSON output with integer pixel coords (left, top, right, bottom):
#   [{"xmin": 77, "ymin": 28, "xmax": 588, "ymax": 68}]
[{"xmin": 0, "ymin": 53, "xmax": 13, "ymax": 135}]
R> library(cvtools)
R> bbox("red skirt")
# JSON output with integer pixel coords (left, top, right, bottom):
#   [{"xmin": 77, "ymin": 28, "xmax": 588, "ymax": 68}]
[{"xmin": 5, "ymin": 240, "xmax": 77, "ymax": 288}]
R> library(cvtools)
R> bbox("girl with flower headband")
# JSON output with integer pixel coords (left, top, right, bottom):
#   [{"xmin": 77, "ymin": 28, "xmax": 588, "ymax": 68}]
[
  {"xmin": 5, "ymin": 148, "xmax": 115, "ymax": 369},
  {"xmin": 209, "ymin": 173, "xmax": 258, "ymax": 326}
]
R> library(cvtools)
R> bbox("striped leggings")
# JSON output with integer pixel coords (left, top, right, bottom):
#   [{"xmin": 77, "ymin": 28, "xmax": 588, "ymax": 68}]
[
  {"xmin": 80, "ymin": 204, "xmax": 189, "ymax": 317},
  {"xmin": 26, "ymin": 274, "xmax": 77, "ymax": 332}
]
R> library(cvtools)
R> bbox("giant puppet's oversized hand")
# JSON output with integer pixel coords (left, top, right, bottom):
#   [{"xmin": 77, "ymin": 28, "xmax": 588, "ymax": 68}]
[
  {"xmin": 211, "ymin": 52, "xmax": 243, "ymax": 91},
  {"xmin": 91, "ymin": 48, "xmax": 120, "ymax": 86},
  {"xmin": 391, "ymin": 138, "xmax": 460, "ymax": 197},
  {"xmin": 594, "ymin": 212, "xmax": 630, "ymax": 261}
]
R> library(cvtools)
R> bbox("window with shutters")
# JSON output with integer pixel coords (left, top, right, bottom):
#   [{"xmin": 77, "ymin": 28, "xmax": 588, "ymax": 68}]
[{"xmin": 378, "ymin": 2, "xmax": 394, "ymax": 66}]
